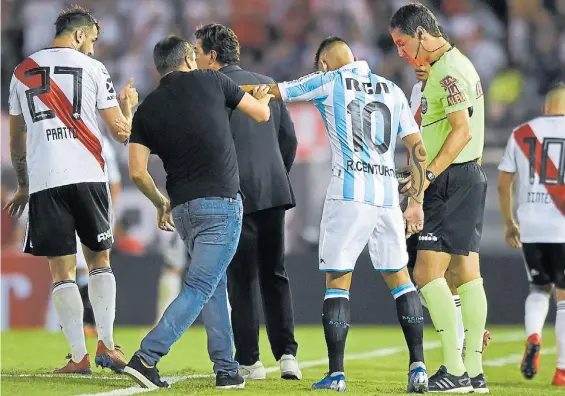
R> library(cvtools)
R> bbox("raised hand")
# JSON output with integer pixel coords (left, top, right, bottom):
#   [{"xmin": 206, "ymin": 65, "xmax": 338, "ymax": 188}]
[{"xmin": 119, "ymin": 78, "xmax": 139, "ymax": 109}]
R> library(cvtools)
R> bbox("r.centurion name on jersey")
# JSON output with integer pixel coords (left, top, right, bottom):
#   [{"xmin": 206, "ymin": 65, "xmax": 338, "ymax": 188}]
[
  {"xmin": 8, "ymin": 47, "xmax": 119, "ymax": 194},
  {"xmin": 498, "ymin": 115, "xmax": 565, "ymax": 243},
  {"xmin": 278, "ymin": 61, "xmax": 419, "ymax": 208}
]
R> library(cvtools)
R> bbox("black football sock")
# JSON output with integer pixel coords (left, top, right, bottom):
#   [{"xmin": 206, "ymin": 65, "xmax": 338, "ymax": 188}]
[
  {"xmin": 392, "ymin": 283, "xmax": 425, "ymax": 365},
  {"xmin": 322, "ymin": 289, "xmax": 351, "ymax": 374}
]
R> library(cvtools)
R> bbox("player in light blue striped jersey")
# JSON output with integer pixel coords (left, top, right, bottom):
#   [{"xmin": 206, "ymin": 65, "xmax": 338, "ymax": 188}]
[{"xmin": 243, "ymin": 37, "xmax": 429, "ymax": 392}]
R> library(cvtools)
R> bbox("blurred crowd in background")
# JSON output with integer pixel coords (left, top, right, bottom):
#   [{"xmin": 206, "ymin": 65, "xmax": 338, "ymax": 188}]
[
  {"xmin": 2, "ymin": 0, "xmax": 565, "ymax": 254},
  {"xmin": 2, "ymin": 0, "xmax": 565, "ymax": 127}
]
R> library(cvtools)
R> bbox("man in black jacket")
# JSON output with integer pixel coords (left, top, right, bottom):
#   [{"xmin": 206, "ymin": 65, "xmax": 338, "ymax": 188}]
[{"xmin": 194, "ymin": 23, "xmax": 301, "ymax": 380}]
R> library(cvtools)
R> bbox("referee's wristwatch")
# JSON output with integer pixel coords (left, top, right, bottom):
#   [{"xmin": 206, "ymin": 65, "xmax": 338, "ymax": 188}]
[{"xmin": 425, "ymin": 170, "xmax": 436, "ymax": 184}]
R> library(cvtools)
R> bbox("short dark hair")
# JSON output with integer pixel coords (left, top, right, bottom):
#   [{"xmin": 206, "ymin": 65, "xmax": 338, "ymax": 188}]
[
  {"xmin": 314, "ymin": 36, "xmax": 349, "ymax": 69},
  {"xmin": 194, "ymin": 24, "xmax": 240, "ymax": 66},
  {"xmin": 54, "ymin": 5, "xmax": 100, "ymax": 37},
  {"xmin": 389, "ymin": 3, "xmax": 441, "ymax": 37},
  {"xmin": 153, "ymin": 35, "xmax": 194, "ymax": 75}
]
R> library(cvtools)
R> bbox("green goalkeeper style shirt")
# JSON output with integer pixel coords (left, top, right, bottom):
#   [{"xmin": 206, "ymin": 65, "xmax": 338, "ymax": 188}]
[{"xmin": 420, "ymin": 47, "xmax": 485, "ymax": 165}]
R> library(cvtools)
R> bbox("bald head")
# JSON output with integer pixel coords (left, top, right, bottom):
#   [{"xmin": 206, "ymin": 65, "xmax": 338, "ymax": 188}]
[
  {"xmin": 544, "ymin": 83, "xmax": 565, "ymax": 115},
  {"xmin": 315, "ymin": 36, "xmax": 355, "ymax": 72}
]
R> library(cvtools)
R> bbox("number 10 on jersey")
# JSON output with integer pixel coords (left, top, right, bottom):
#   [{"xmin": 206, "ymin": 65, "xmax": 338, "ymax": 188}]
[
  {"xmin": 347, "ymin": 99, "xmax": 392, "ymax": 155},
  {"xmin": 523, "ymin": 137, "xmax": 565, "ymax": 186}
]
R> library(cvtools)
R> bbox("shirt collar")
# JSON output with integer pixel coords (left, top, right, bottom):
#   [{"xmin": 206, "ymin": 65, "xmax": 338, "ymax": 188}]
[
  {"xmin": 160, "ymin": 70, "xmax": 184, "ymax": 85},
  {"xmin": 219, "ymin": 65, "xmax": 242, "ymax": 73},
  {"xmin": 338, "ymin": 60, "xmax": 370, "ymax": 75}
]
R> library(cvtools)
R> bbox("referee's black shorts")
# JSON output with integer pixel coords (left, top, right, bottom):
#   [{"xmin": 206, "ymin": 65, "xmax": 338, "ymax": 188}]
[{"xmin": 415, "ymin": 159, "xmax": 487, "ymax": 257}]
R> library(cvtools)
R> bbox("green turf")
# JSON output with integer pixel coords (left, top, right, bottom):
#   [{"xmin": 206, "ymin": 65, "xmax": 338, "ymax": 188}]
[{"xmin": 1, "ymin": 326, "xmax": 562, "ymax": 395}]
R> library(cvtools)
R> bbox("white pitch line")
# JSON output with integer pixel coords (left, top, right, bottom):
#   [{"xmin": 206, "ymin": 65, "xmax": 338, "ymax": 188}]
[
  {"xmin": 483, "ymin": 347, "xmax": 556, "ymax": 367},
  {"xmin": 72, "ymin": 331, "xmax": 524, "ymax": 396},
  {"xmin": 2, "ymin": 374, "xmax": 123, "ymax": 380}
]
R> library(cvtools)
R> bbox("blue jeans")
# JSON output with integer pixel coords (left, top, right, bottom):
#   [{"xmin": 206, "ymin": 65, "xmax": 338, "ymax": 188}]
[{"xmin": 136, "ymin": 195, "xmax": 242, "ymax": 375}]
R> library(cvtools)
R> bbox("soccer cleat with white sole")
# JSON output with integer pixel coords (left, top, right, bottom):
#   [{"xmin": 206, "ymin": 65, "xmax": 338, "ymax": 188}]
[
  {"xmin": 312, "ymin": 372, "xmax": 346, "ymax": 392},
  {"xmin": 407, "ymin": 363, "xmax": 428, "ymax": 393},
  {"xmin": 470, "ymin": 373, "xmax": 489, "ymax": 394},
  {"xmin": 280, "ymin": 354, "xmax": 302, "ymax": 380},
  {"xmin": 428, "ymin": 365, "xmax": 473, "ymax": 393},
  {"xmin": 238, "ymin": 360, "xmax": 266, "ymax": 380}
]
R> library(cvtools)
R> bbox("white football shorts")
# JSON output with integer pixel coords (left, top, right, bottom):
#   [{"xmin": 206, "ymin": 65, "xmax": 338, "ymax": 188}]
[{"xmin": 318, "ymin": 199, "xmax": 408, "ymax": 272}]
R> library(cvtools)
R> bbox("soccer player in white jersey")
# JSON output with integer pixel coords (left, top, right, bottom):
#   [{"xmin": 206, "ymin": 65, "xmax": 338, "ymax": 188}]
[
  {"xmin": 4, "ymin": 6, "xmax": 137, "ymax": 374},
  {"xmin": 243, "ymin": 37, "xmax": 429, "ymax": 392},
  {"xmin": 77, "ymin": 136, "xmax": 122, "ymax": 337},
  {"xmin": 498, "ymin": 83, "xmax": 565, "ymax": 387}
]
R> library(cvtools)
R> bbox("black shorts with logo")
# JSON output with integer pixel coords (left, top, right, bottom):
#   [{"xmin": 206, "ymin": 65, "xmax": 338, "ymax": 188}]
[
  {"xmin": 416, "ymin": 160, "xmax": 487, "ymax": 256},
  {"xmin": 24, "ymin": 182, "xmax": 113, "ymax": 257},
  {"xmin": 522, "ymin": 243, "xmax": 565, "ymax": 289}
]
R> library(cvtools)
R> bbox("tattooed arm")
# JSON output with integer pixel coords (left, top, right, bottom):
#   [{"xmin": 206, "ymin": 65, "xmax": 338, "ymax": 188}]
[
  {"xmin": 401, "ymin": 133, "xmax": 428, "ymax": 204},
  {"xmin": 10, "ymin": 115, "xmax": 28, "ymax": 188}
]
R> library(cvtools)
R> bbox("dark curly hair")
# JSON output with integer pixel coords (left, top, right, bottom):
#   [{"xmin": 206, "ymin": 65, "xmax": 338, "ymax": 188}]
[
  {"xmin": 389, "ymin": 3, "xmax": 442, "ymax": 38},
  {"xmin": 194, "ymin": 24, "xmax": 240, "ymax": 65}
]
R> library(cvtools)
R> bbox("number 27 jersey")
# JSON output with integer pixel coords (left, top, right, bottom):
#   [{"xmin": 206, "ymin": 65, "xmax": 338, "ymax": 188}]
[
  {"xmin": 8, "ymin": 47, "xmax": 119, "ymax": 194},
  {"xmin": 278, "ymin": 61, "xmax": 419, "ymax": 208}
]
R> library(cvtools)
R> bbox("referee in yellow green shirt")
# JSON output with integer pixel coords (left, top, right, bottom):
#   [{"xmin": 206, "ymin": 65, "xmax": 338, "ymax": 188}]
[{"xmin": 390, "ymin": 3, "xmax": 488, "ymax": 393}]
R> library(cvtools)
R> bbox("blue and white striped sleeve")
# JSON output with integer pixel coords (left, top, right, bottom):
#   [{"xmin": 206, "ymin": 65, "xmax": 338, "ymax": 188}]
[
  {"xmin": 277, "ymin": 72, "xmax": 334, "ymax": 103},
  {"xmin": 395, "ymin": 84, "xmax": 419, "ymax": 139}
]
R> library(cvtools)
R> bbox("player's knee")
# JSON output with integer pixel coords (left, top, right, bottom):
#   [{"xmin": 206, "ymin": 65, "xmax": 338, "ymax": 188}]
[
  {"xmin": 85, "ymin": 249, "xmax": 110, "ymax": 271},
  {"xmin": 381, "ymin": 267, "xmax": 411, "ymax": 290},
  {"xmin": 412, "ymin": 263, "xmax": 429, "ymax": 288},
  {"xmin": 48, "ymin": 256, "xmax": 77, "ymax": 282},
  {"xmin": 325, "ymin": 271, "xmax": 353, "ymax": 291}
]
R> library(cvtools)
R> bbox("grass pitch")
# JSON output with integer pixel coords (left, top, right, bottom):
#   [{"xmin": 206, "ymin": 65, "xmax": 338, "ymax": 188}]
[{"xmin": 1, "ymin": 326, "xmax": 562, "ymax": 395}]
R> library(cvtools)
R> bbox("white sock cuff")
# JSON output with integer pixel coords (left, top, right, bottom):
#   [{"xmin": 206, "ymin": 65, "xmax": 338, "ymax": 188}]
[
  {"xmin": 453, "ymin": 295, "xmax": 461, "ymax": 306},
  {"xmin": 52, "ymin": 280, "xmax": 77, "ymax": 292},
  {"xmin": 557, "ymin": 301, "xmax": 565, "ymax": 310},
  {"xmin": 89, "ymin": 267, "xmax": 114, "ymax": 277},
  {"xmin": 391, "ymin": 282, "xmax": 417, "ymax": 299}
]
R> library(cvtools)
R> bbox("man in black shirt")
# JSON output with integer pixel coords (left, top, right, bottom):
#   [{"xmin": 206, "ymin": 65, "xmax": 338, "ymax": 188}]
[
  {"xmin": 122, "ymin": 35, "xmax": 273, "ymax": 390},
  {"xmin": 194, "ymin": 23, "xmax": 301, "ymax": 380}
]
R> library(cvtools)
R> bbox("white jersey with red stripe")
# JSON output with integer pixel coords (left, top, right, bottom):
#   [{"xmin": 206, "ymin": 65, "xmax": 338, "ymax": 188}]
[
  {"xmin": 498, "ymin": 115, "xmax": 565, "ymax": 243},
  {"xmin": 8, "ymin": 47, "xmax": 119, "ymax": 194}
]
